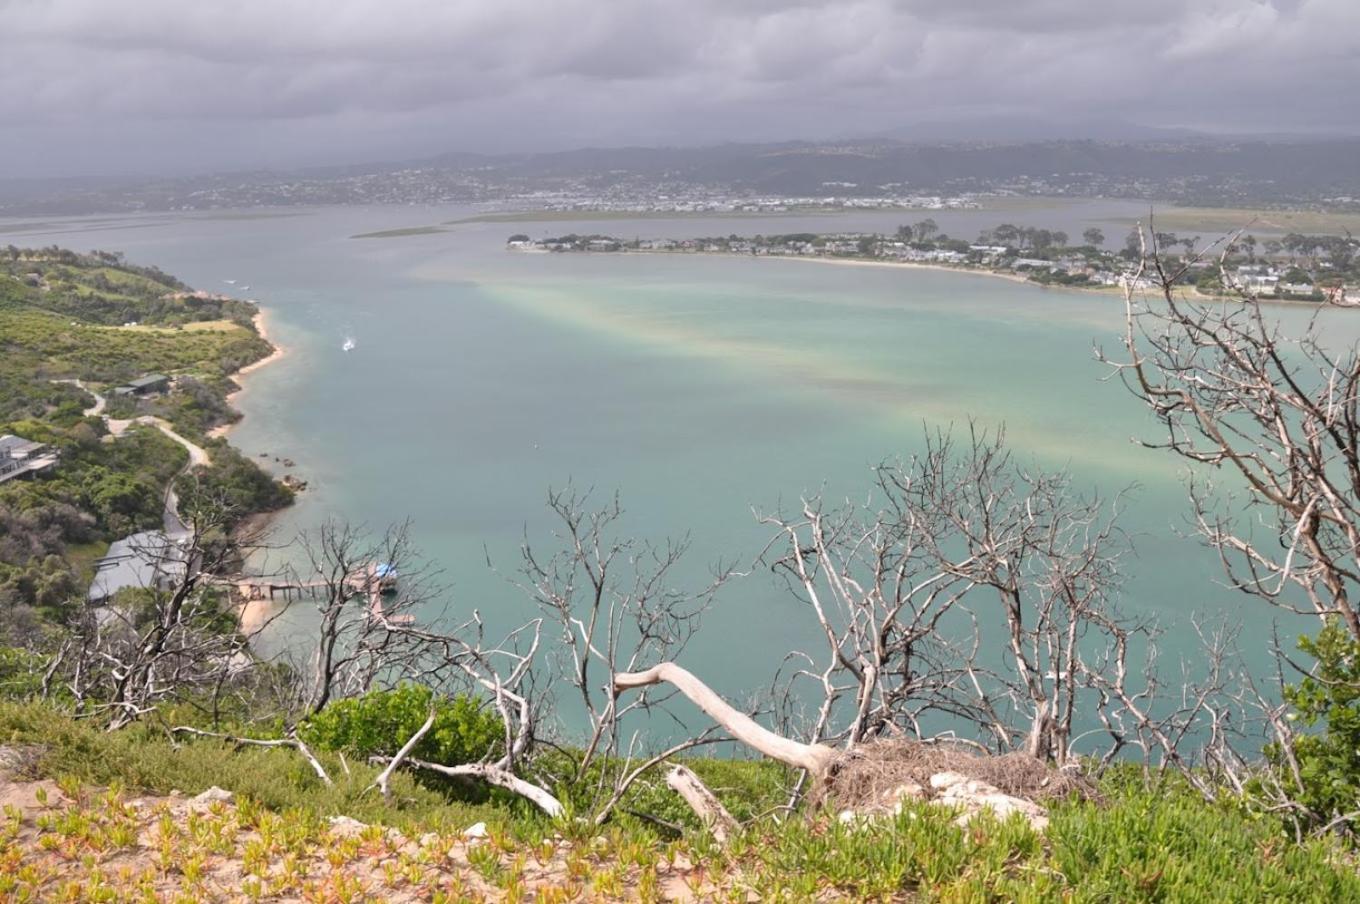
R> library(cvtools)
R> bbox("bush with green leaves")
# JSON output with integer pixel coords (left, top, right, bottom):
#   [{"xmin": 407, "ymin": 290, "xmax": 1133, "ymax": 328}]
[
  {"xmin": 176, "ymin": 441, "xmax": 292, "ymax": 530},
  {"xmin": 0, "ymin": 647, "xmax": 50, "ymax": 700},
  {"xmin": 298, "ymin": 684, "xmax": 503, "ymax": 768},
  {"xmin": 1279, "ymin": 621, "xmax": 1360, "ymax": 829}
]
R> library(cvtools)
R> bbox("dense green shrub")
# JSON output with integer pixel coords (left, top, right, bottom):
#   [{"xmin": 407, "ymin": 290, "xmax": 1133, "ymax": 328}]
[
  {"xmin": 0, "ymin": 555, "xmax": 80, "ymax": 616},
  {"xmin": 1280, "ymin": 621, "xmax": 1360, "ymax": 829},
  {"xmin": 151, "ymin": 375, "xmax": 236, "ymax": 437},
  {"xmin": 298, "ymin": 684, "xmax": 503, "ymax": 767},
  {"xmin": 0, "ymin": 647, "xmax": 49, "ymax": 699},
  {"xmin": 177, "ymin": 441, "xmax": 293, "ymax": 530}
]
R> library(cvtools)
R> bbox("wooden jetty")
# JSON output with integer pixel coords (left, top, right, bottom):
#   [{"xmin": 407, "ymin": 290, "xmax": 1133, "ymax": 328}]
[{"xmin": 223, "ymin": 562, "xmax": 414, "ymax": 625}]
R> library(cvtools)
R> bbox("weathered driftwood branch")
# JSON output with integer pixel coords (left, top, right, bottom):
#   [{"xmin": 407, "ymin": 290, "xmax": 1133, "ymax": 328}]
[
  {"xmin": 170, "ymin": 726, "xmax": 334, "ymax": 787},
  {"xmin": 613, "ymin": 662, "xmax": 837, "ymax": 775},
  {"xmin": 399, "ymin": 757, "xmax": 565, "ymax": 818},
  {"xmin": 666, "ymin": 764, "xmax": 738, "ymax": 843}
]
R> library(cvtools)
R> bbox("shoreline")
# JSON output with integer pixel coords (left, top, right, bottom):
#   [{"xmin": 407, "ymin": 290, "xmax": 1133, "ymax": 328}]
[
  {"xmin": 768, "ymin": 253, "xmax": 1058, "ymax": 289},
  {"xmin": 214, "ymin": 305, "xmax": 299, "ymax": 634},
  {"xmin": 209, "ymin": 308, "xmax": 288, "ymax": 440},
  {"xmin": 615, "ymin": 248, "xmax": 1125, "ymax": 299},
  {"xmin": 766, "ymin": 253, "xmax": 1346, "ymax": 307},
  {"xmin": 611, "ymin": 248, "xmax": 1341, "ymax": 307},
  {"xmin": 219, "ymin": 306, "xmax": 295, "ymax": 506}
]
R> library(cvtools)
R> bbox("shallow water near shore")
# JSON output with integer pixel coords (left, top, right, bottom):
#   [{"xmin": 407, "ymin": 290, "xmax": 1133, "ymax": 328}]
[{"xmin": 3, "ymin": 199, "xmax": 1349, "ymax": 742}]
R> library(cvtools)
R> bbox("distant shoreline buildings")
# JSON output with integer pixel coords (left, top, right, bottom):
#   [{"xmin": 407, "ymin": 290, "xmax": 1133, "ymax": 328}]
[{"xmin": 512, "ymin": 228, "xmax": 1360, "ymax": 304}]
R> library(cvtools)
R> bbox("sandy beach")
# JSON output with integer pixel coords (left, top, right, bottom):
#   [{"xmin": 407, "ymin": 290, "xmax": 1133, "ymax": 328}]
[
  {"xmin": 625, "ymin": 248, "xmax": 1335, "ymax": 307},
  {"xmin": 213, "ymin": 306, "xmax": 296, "ymax": 632},
  {"xmin": 624, "ymin": 247, "xmax": 1124, "ymax": 298},
  {"xmin": 772, "ymin": 253, "xmax": 1051, "ymax": 288},
  {"xmin": 209, "ymin": 308, "xmax": 287, "ymax": 439},
  {"xmin": 237, "ymin": 589, "xmax": 273, "ymax": 638}
]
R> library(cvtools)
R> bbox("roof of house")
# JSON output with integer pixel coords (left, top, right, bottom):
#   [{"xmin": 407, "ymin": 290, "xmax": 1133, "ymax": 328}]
[
  {"xmin": 88, "ymin": 530, "xmax": 189, "ymax": 604},
  {"xmin": 0, "ymin": 435, "xmax": 44, "ymax": 459},
  {"xmin": 128, "ymin": 374, "xmax": 170, "ymax": 389}
]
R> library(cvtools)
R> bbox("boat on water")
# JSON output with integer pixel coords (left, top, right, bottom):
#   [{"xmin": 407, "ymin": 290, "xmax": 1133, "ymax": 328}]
[{"xmin": 342, "ymin": 337, "xmax": 356, "ymax": 352}]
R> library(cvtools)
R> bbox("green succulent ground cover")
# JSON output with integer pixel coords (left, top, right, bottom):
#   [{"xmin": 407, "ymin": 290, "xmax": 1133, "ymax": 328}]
[{"xmin": 1, "ymin": 700, "xmax": 1357, "ymax": 902}]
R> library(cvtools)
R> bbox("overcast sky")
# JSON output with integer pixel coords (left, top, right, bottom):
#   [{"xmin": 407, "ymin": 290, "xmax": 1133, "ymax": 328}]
[{"xmin": 2, "ymin": 0, "xmax": 1357, "ymax": 179}]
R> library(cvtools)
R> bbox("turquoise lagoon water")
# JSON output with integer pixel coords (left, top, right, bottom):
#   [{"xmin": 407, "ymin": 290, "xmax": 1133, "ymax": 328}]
[{"xmin": 2, "ymin": 200, "xmax": 1344, "ymax": 733}]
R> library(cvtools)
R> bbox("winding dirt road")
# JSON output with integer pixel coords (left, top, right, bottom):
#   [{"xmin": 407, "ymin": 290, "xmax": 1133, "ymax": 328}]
[{"xmin": 56, "ymin": 380, "xmax": 211, "ymax": 536}]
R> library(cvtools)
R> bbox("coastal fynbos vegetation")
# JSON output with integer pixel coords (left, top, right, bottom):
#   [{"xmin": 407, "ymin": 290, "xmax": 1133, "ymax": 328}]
[
  {"xmin": 0, "ymin": 246, "xmax": 289, "ymax": 643},
  {"xmin": 1275, "ymin": 623, "xmax": 1360, "ymax": 827},
  {"xmin": 5, "ymin": 234, "xmax": 1360, "ymax": 900}
]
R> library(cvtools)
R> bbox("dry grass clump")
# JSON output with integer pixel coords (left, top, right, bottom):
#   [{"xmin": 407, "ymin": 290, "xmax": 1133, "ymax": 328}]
[{"xmin": 816, "ymin": 739, "xmax": 1096, "ymax": 811}]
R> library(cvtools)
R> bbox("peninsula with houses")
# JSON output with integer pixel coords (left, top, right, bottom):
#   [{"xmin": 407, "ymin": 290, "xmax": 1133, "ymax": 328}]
[{"xmin": 509, "ymin": 222, "xmax": 1360, "ymax": 303}]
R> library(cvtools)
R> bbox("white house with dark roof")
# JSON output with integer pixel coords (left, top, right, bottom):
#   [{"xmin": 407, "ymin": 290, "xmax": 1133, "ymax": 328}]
[{"xmin": 0, "ymin": 434, "xmax": 59, "ymax": 484}]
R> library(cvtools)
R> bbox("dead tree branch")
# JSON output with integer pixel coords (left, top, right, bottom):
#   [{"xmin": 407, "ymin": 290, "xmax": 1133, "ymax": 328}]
[{"xmin": 665, "ymin": 764, "xmax": 738, "ymax": 843}]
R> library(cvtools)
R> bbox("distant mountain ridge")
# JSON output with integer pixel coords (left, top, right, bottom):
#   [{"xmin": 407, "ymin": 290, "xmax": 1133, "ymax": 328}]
[{"xmin": 2, "ymin": 136, "xmax": 1359, "ymax": 216}]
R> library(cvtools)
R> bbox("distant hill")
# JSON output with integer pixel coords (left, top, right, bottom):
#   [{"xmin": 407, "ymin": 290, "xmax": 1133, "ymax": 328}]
[
  {"xmin": 2, "ymin": 136, "xmax": 1359, "ymax": 215},
  {"xmin": 867, "ymin": 115, "xmax": 1212, "ymax": 143}
]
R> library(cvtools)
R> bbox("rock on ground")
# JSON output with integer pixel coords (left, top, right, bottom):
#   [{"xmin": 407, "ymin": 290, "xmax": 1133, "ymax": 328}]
[{"xmin": 841, "ymin": 771, "xmax": 1049, "ymax": 831}]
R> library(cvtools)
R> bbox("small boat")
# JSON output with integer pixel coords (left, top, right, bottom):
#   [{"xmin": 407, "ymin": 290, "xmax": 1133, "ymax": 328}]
[
  {"xmin": 342, "ymin": 337, "xmax": 356, "ymax": 352},
  {"xmin": 224, "ymin": 279, "xmax": 236, "ymax": 285}
]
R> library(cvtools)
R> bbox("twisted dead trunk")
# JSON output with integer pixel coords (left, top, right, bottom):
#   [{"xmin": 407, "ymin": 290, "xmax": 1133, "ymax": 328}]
[{"xmin": 613, "ymin": 662, "xmax": 837, "ymax": 776}]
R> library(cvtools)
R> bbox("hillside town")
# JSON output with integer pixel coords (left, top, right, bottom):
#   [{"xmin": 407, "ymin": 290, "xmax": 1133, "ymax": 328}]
[
  {"xmin": 7, "ymin": 138, "xmax": 1360, "ymax": 217},
  {"xmin": 498, "ymin": 188, "xmax": 981, "ymax": 215}
]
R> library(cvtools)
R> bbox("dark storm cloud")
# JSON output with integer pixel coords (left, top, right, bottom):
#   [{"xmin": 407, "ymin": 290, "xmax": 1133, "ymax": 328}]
[{"xmin": 1, "ymin": 0, "xmax": 1356, "ymax": 177}]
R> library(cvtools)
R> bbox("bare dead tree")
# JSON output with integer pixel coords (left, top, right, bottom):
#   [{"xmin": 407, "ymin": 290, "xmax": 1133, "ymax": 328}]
[
  {"xmin": 1077, "ymin": 612, "xmax": 1253, "ymax": 796},
  {"xmin": 169, "ymin": 725, "xmax": 334, "ymax": 786},
  {"xmin": 59, "ymin": 501, "xmax": 258, "ymax": 730},
  {"xmin": 665, "ymin": 763, "xmax": 738, "ymax": 842},
  {"xmin": 608, "ymin": 428, "xmax": 1141, "ymax": 815},
  {"xmin": 368, "ymin": 706, "xmax": 436, "ymax": 799},
  {"xmin": 511, "ymin": 488, "xmax": 732, "ymax": 819},
  {"xmin": 292, "ymin": 519, "xmax": 442, "ymax": 715},
  {"xmin": 347, "ymin": 491, "xmax": 738, "ymax": 824},
  {"xmin": 759, "ymin": 466, "xmax": 982, "ymax": 755},
  {"xmin": 901, "ymin": 429, "xmax": 1134, "ymax": 764},
  {"xmin": 756, "ymin": 427, "xmax": 1135, "ymax": 772},
  {"xmin": 1096, "ymin": 223, "xmax": 1360, "ymax": 831},
  {"xmin": 1102, "ymin": 223, "xmax": 1360, "ymax": 641}
]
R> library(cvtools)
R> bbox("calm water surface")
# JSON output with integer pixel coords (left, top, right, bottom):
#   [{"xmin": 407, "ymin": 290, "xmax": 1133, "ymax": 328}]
[{"xmin": 2, "ymin": 200, "xmax": 1344, "ymax": 731}]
